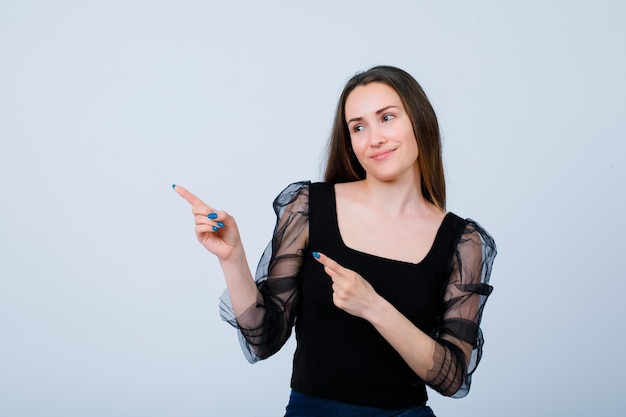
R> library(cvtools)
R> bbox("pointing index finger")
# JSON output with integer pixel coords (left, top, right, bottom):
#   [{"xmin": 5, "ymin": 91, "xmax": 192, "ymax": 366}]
[
  {"xmin": 313, "ymin": 252, "xmax": 343, "ymax": 273},
  {"xmin": 173, "ymin": 184, "xmax": 207, "ymax": 207}
]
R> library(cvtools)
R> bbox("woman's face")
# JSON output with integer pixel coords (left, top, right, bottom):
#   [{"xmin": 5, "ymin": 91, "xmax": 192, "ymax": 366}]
[{"xmin": 344, "ymin": 82, "xmax": 419, "ymax": 183}]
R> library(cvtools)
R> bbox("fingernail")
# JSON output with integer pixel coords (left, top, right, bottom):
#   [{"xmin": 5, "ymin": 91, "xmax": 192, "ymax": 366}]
[
  {"xmin": 312, "ymin": 251, "xmax": 320, "ymax": 259},
  {"xmin": 217, "ymin": 221, "xmax": 225, "ymax": 228},
  {"xmin": 212, "ymin": 225, "xmax": 219, "ymax": 231},
  {"xmin": 207, "ymin": 212, "xmax": 218, "ymax": 219},
  {"xmin": 171, "ymin": 184, "xmax": 176, "ymax": 189}
]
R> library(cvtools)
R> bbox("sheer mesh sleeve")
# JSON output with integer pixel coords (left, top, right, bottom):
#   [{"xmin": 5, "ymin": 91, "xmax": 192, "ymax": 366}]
[
  {"xmin": 425, "ymin": 219, "xmax": 496, "ymax": 397},
  {"xmin": 219, "ymin": 181, "xmax": 310, "ymax": 363}
]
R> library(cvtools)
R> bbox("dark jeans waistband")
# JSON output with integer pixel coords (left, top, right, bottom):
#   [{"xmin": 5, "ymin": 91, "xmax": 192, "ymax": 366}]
[{"xmin": 284, "ymin": 390, "xmax": 436, "ymax": 417}]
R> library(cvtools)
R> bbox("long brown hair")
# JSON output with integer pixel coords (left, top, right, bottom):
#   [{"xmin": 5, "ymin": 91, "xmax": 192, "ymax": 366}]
[{"xmin": 324, "ymin": 65, "xmax": 446, "ymax": 210}]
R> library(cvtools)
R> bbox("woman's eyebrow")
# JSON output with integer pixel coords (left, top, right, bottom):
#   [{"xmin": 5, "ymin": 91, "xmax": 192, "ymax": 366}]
[
  {"xmin": 347, "ymin": 106, "xmax": 399, "ymax": 124},
  {"xmin": 375, "ymin": 105, "xmax": 398, "ymax": 115}
]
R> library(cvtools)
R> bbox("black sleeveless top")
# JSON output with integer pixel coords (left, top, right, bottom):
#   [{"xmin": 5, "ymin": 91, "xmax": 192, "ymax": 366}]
[{"xmin": 290, "ymin": 182, "xmax": 468, "ymax": 408}]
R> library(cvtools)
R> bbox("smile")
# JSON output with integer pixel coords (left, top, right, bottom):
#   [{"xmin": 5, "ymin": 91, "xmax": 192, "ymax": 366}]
[{"xmin": 371, "ymin": 149, "xmax": 395, "ymax": 161}]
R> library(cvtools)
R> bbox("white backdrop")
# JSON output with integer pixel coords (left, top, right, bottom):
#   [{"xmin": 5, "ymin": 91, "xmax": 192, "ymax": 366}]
[{"xmin": 1, "ymin": 1, "xmax": 624, "ymax": 416}]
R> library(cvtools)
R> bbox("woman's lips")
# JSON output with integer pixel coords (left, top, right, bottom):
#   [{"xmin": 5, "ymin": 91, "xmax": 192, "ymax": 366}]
[{"xmin": 371, "ymin": 149, "xmax": 394, "ymax": 161}]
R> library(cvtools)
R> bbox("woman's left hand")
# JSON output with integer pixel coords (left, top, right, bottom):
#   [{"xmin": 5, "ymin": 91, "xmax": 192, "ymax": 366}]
[{"xmin": 313, "ymin": 252, "xmax": 381, "ymax": 320}]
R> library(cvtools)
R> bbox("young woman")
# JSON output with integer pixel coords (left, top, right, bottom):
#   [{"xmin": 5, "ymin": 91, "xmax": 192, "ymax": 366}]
[{"xmin": 174, "ymin": 66, "xmax": 497, "ymax": 417}]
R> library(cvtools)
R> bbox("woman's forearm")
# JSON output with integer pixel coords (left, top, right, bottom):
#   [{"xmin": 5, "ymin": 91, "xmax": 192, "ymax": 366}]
[
  {"xmin": 218, "ymin": 245, "xmax": 259, "ymax": 318},
  {"xmin": 365, "ymin": 296, "xmax": 437, "ymax": 379}
]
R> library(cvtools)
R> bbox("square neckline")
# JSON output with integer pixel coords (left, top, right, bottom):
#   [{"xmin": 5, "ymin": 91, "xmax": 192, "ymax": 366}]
[{"xmin": 329, "ymin": 183, "xmax": 453, "ymax": 266}]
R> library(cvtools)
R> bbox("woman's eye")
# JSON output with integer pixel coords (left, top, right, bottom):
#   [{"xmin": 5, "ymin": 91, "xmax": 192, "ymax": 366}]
[
  {"xmin": 352, "ymin": 124, "xmax": 364, "ymax": 132},
  {"xmin": 382, "ymin": 114, "xmax": 395, "ymax": 122}
]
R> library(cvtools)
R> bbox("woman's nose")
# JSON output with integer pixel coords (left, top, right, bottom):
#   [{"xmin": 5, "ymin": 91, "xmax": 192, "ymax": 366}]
[{"xmin": 368, "ymin": 125, "xmax": 387, "ymax": 146}]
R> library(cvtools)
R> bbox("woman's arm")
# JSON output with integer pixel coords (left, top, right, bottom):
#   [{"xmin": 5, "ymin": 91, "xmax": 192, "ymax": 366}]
[
  {"xmin": 313, "ymin": 220, "xmax": 496, "ymax": 397},
  {"xmin": 313, "ymin": 252, "xmax": 438, "ymax": 375},
  {"xmin": 175, "ymin": 183, "xmax": 310, "ymax": 362},
  {"xmin": 426, "ymin": 220, "xmax": 496, "ymax": 397},
  {"xmin": 218, "ymin": 182, "xmax": 310, "ymax": 362},
  {"xmin": 173, "ymin": 185, "xmax": 259, "ymax": 318}
]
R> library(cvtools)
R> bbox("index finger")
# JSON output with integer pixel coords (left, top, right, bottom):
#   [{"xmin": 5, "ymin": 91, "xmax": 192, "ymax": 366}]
[
  {"xmin": 172, "ymin": 184, "xmax": 208, "ymax": 206},
  {"xmin": 312, "ymin": 252, "xmax": 344, "ymax": 275}
]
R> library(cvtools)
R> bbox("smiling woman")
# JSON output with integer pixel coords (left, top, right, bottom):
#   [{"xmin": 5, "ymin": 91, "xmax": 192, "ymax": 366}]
[
  {"xmin": 174, "ymin": 65, "xmax": 497, "ymax": 417},
  {"xmin": 344, "ymin": 82, "xmax": 420, "ymax": 185}
]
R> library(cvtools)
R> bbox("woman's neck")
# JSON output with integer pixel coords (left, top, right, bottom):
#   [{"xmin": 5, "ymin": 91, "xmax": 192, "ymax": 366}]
[{"xmin": 358, "ymin": 175, "xmax": 437, "ymax": 218}]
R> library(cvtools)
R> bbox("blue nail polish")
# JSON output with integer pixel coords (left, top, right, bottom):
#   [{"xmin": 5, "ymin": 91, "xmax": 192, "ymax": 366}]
[
  {"xmin": 212, "ymin": 225, "xmax": 219, "ymax": 231},
  {"xmin": 171, "ymin": 184, "xmax": 176, "ymax": 189},
  {"xmin": 207, "ymin": 213, "xmax": 218, "ymax": 219},
  {"xmin": 217, "ymin": 221, "xmax": 225, "ymax": 228},
  {"xmin": 312, "ymin": 251, "xmax": 320, "ymax": 259}
]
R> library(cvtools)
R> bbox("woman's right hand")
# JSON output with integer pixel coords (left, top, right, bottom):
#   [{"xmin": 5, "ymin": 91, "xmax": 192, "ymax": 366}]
[{"xmin": 173, "ymin": 185, "xmax": 242, "ymax": 261}]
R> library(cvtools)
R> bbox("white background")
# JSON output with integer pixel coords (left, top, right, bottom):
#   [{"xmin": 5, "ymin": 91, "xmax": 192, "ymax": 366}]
[{"xmin": 1, "ymin": 1, "xmax": 624, "ymax": 416}]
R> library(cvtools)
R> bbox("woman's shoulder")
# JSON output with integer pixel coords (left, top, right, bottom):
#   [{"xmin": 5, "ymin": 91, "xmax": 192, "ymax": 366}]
[
  {"xmin": 445, "ymin": 212, "xmax": 497, "ymax": 255},
  {"xmin": 270, "ymin": 181, "xmax": 312, "ymax": 215},
  {"xmin": 277, "ymin": 180, "xmax": 343, "ymax": 197},
  {"xmin": 276, "ymin": 180, "xmax": 312, "ymax": 194}
]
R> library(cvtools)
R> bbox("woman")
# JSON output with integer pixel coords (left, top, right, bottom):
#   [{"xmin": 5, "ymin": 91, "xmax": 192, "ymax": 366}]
[{"xmin": 174, "ymin": 65, "xmax": 496, "ymax": 416}]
